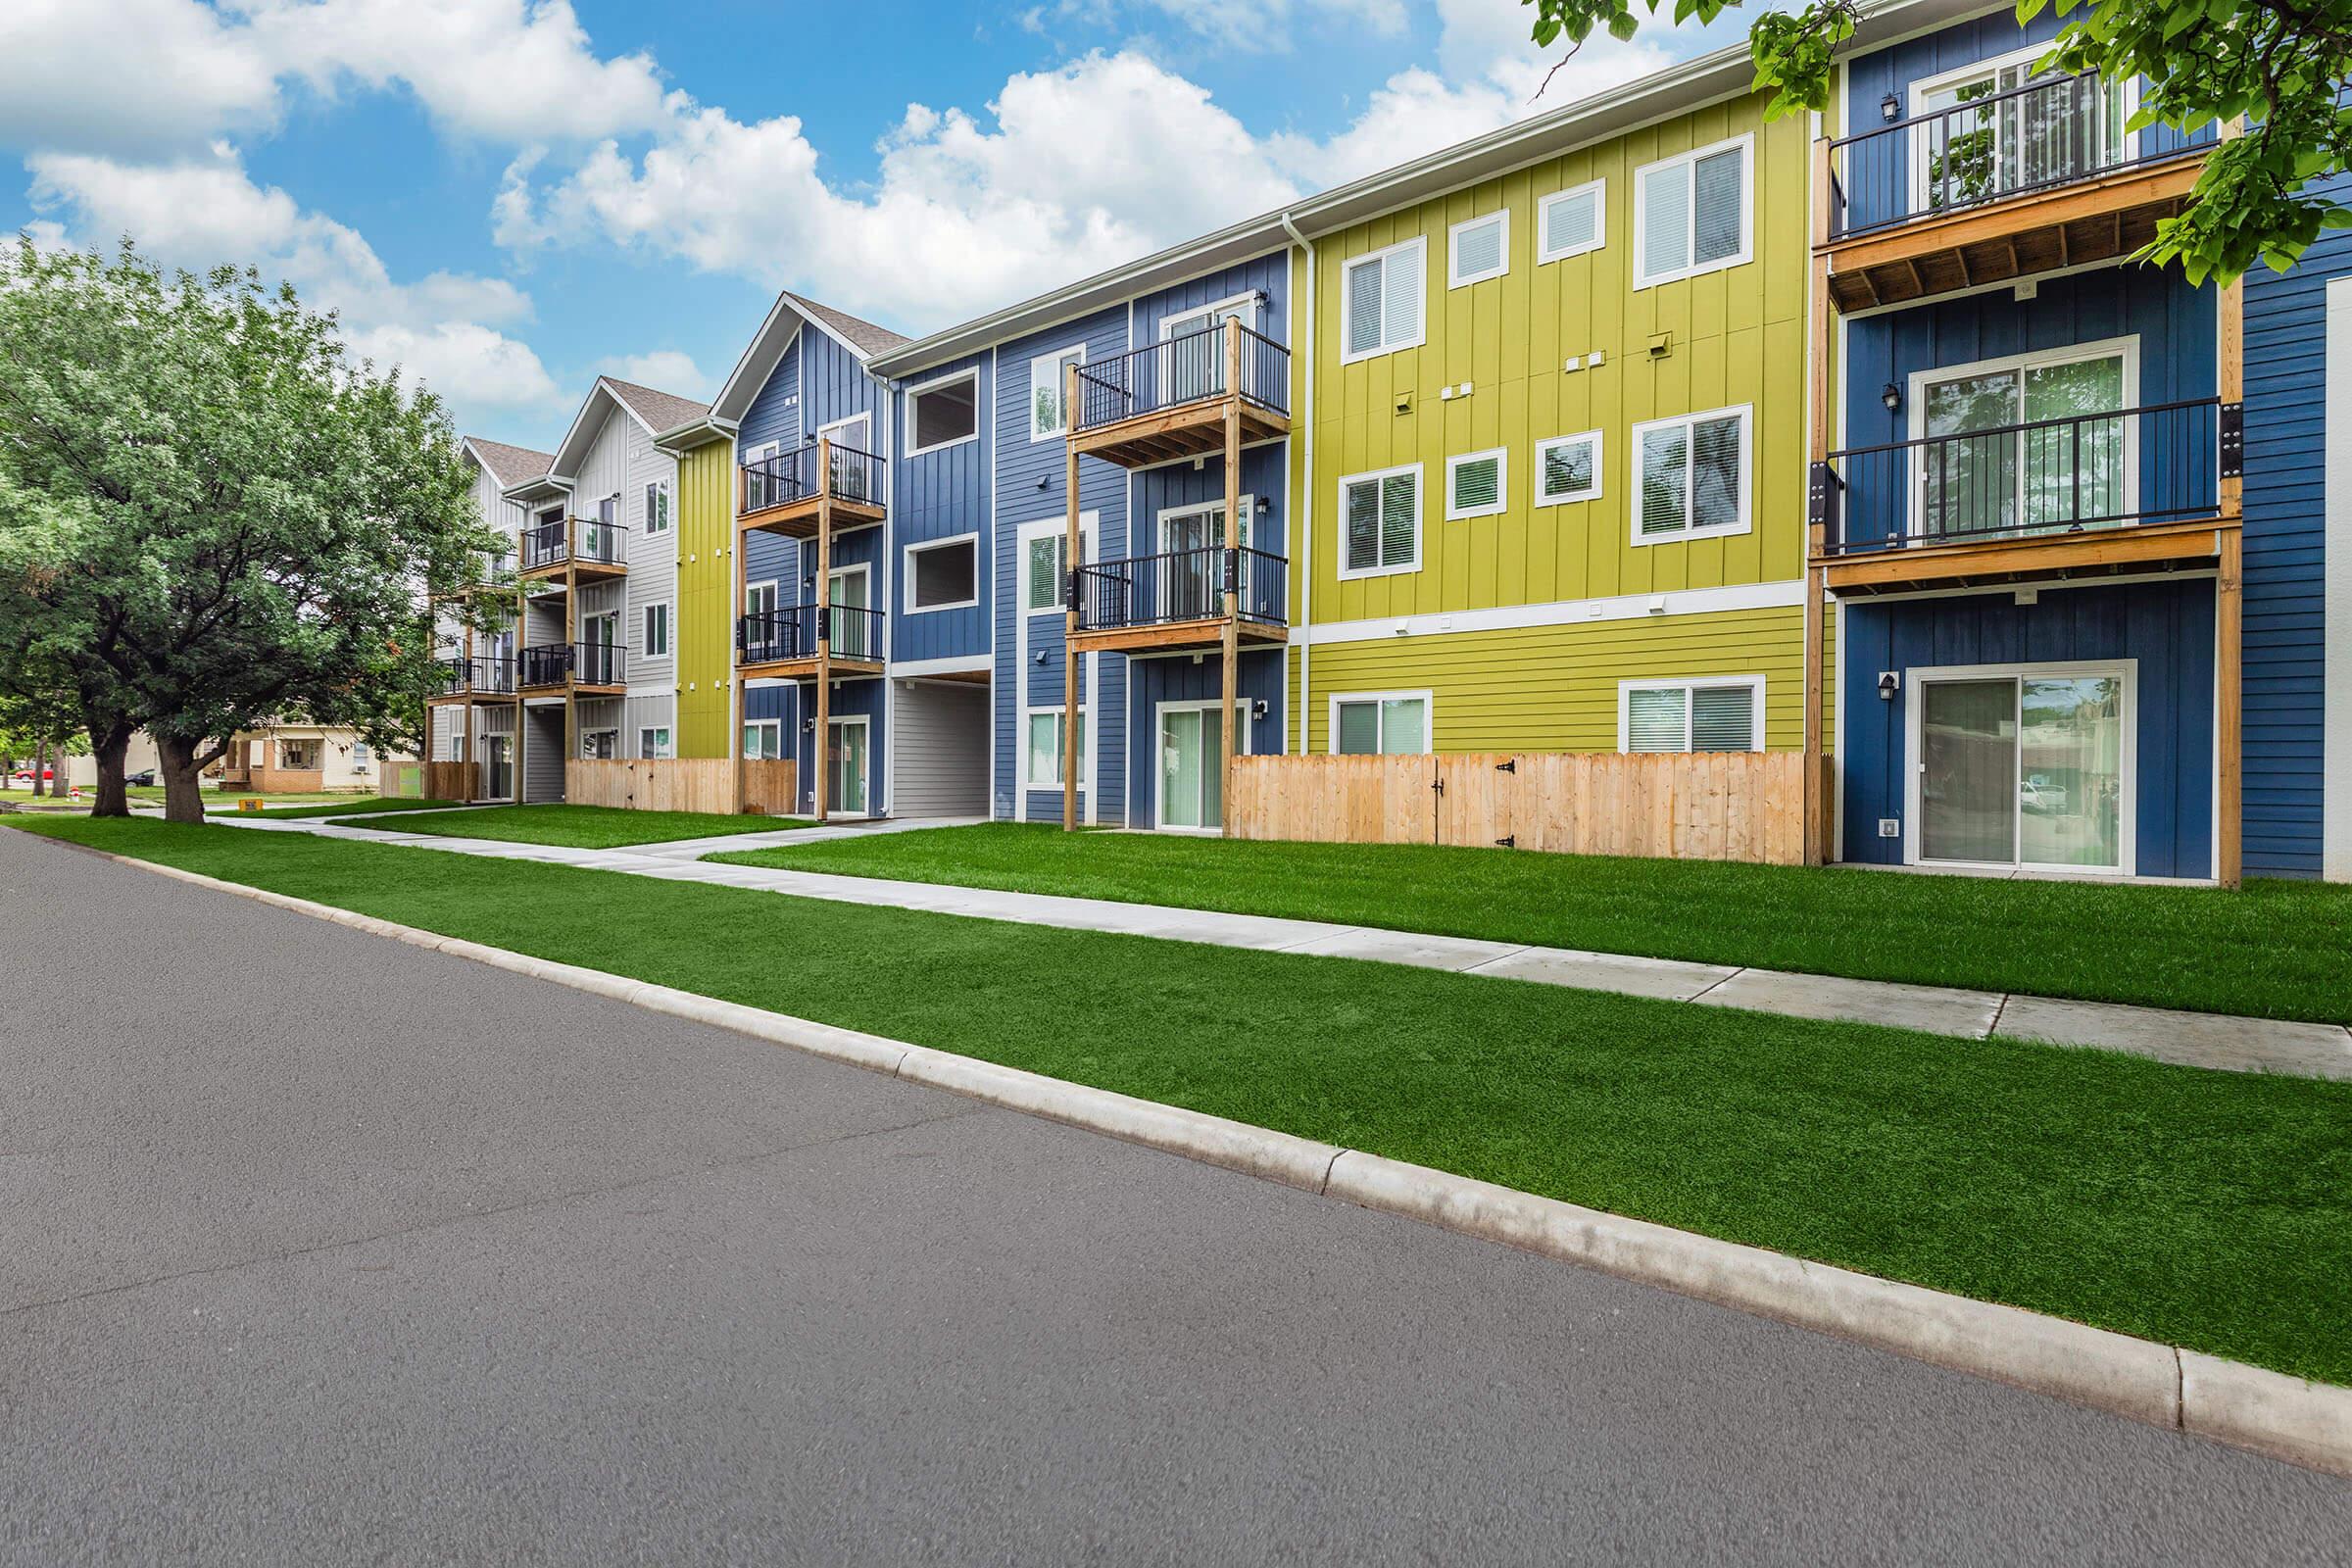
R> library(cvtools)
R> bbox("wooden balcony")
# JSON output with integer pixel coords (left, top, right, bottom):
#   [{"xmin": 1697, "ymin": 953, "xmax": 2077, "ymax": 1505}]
[
  {"xmin": 518, "ymin": 517, "xmax": 629, "ymax": 582},
  {"xmin": 1817, "ymin": 73, "xmax": 2211, "ymax": 315},
  {"xmin": 738, "ymin": 439, "xmax": 888, "ymax": 539},
  {"xmin": 1067, "ymin": 320, "xmax": 1290, "ymax": 469},
  {"xmin": 1067, "ymin": 546, "xmax": 1290, "ymax": 655},
  {"xmin": 735, "ymin": 606, "xmax": 886, "ymax": 681},
  {"xmin": 1810, "ymin": 397, "xmax": 2239, "ymax": 593},
  {"xmin": 517, "ymin": 642, "xmax": 627, "ymax": 697}
]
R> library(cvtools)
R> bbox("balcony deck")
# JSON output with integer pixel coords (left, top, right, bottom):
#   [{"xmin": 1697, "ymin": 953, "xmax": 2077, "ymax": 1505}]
[
  {"xmin": 737, "ymin": 650, "xmax": 888, "ymax": 681},
  {"xmin": 1066, "ymin": 320, "xmax": 1291, "ymax": 469},
  {"xmin": 1068, "ymin": 614, "xmax": 1290, "ymax": 656},
  {"xmin": 738, "ymin": 493, "xmax": 887, "ymax": 540},
  {"xmin": 1069, "ymin": 397, "xmax": 1291, "ymax": 469},
  {"xmin": 737, "ymin": 440, "xmax": 888, "ymax": 539},
  {"xmin": 736, "ymin": 605, "xmax": 886, "ymax": 683},
  {"xmin": 1817, "ymin": 514, "xmax": 2236, "ymax": 593}
]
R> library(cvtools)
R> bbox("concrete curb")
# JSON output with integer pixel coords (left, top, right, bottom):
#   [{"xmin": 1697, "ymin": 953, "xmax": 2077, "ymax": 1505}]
[{"xmin": 51, "ymin": 838, "xmax": 2352, "ymax": 1481}]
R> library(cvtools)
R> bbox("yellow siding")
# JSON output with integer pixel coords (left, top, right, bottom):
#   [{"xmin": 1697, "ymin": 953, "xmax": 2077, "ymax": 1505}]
[
  {"xmin": 674, "ymin": 441, "xmax": 736, "ymax": 760},
  {"xmin": 1296, "ymin": 606, "xmax": 1810, "ymax": 755},
  {"xmin": 1309, "ymin": 96, "xmax": 1811, "ymax": 623}
]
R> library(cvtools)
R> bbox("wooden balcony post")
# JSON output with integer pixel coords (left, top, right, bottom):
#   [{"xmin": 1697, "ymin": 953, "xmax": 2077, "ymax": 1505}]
[
  {"xmin": 1220, "ymin": 317, "xmax": 1242, "ymax": 838},
  {"xmin": 1064, "ymin": 362, "xmax": 1082, "ymax": 832},
  {"xmin": 732, "ymin": 473, "xmax": 746, "ymax": 816},
  {"xmin": 562, "ymin": 546, "xmax": 577, "ymax": 787},
  {"xmin": 1802, "ymin": 250, "xmax": 1832, "ymax": 865},
  {"xmin": 813, "ymin": 435, "xmax": 833, "ymax": 822}
]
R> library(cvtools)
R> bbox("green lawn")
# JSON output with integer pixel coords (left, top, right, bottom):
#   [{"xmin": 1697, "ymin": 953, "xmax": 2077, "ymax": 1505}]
[
  {"xmin": 380, "ymin": 803, "xmax": 812, "ymax": 849},
  {"xmin": 15, "ymin": 812, "xmax": 2352, "ymax": 1388},
  {"xmin": 207, "ymin": 796, "xmax": 464, "ymax": 819},
  {"xmin": 710, "ymin": 824, "xmax": 2352, "ymax": 1025}
]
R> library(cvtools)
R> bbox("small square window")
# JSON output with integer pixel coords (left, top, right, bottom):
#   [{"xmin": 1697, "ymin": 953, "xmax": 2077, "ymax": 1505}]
[
  {"xmin": 906, "ymin": 537, "xmax": 979, "ymax": 612},
  {"xmin": 638, "ymin": 726, "xmax": 672, "ymax": 760},
  {"xmin": 907, "ymin": 373, "xmax": 979, "ymax": 454},
  {"xmin": 1333, "ymin": 693, "xmax": 1431, "ymax": 756},
  {"xmin": 1339, "ymin": 466, "xmax": 1421, "ymax": 577},
  {"xmin": 1535, "ymin": 431, "xmax": 1602, "ymax": 507},
  {"xmin": 1446, "ymin": 449, "xmax": 1507, "ymax": 520},
  {"xmin": 1538, "ymin": 180, "xmax": 1605, "ymax": 263},
  {"xmin": 1341, "ymin": 237, "xmax": 1427, "ymax": 363},
  {"xmin": 1024, "ymin": 709, "xmax": 1085, "ymax": 789},
  {"xmin": 1447, "ymin": 211, "xmax": 1509, "ymax": 288}
]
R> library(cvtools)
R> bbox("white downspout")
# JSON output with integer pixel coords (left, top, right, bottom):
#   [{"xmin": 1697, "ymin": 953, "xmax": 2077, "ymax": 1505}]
[{"xmin": 1280, "ymin": 211, "xmax": 1315, "ymax": 755}]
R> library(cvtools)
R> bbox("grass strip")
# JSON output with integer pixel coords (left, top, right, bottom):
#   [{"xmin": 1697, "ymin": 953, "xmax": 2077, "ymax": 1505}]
[
  {"xmin": 373, "ymin": 803, "xmax": 811, "ymax": 849},
  {"xmin": 712, "ymin": 823, "xmax": 2352, "ymax": 1025},
  {"xmin": 16, "ymin": 813, "xmax": 2352, "ymax": 1387},
  {"xmin": 206, "ymin": 797, "xmax": 464, "ymax": 819}
]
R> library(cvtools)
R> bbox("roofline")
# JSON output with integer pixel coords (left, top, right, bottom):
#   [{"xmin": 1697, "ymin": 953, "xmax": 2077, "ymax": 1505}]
[
  {"xmin": 654, "ymin": 414, "xmax": 741, "ymax": 453},
  {"xmin": 460, "ymin": 435, "xmax": 555, "ymax": 490},
  {"xmin": 868, "ymin": 40, "xmax": 1762, "ymax": 375},
  {"xmin": 706, "ymin": 290, "xmax": 895, "ymax": 425}
]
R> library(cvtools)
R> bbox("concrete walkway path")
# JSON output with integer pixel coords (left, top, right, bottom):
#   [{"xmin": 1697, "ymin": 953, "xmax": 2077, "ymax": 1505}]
[{"xmin": 218, "ymin": 813, "xmax": 2352, "ymax": 1083}]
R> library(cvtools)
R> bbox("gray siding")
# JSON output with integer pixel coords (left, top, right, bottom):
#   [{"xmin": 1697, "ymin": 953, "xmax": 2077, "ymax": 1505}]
[{"xmin": 890, "ymin": 680, "xmax": 989, "ymax": 816}]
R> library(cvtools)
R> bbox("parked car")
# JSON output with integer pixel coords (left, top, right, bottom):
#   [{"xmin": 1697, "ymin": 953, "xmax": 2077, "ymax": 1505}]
[
  {"xmin": 2021, "ymin": 777, "xmax": 2071, "ymax": 814},
  {"xmin": 8, "ymin": 767, "xmax": 55, "ymax": 787},
  {"xmin": 126, "ymin": 768, "xmax": 157, "ymax": 787}
]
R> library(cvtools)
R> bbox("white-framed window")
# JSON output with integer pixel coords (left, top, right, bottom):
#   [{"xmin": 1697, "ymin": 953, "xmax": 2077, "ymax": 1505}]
[
  {"xmin": 1447, "ymin": 210, "xmax": 1509, "ymax": 289},
  {"xmin": 643, "ymin": 478, "xmax": 670, "ymax": 534},
  {"xmin": 1029, "ymin": 344, "xmax": 1086, "ymax": 442},
  {"xmin": 352, "ymin": 741, "xmax": 372, "ymax": 763},
  {"xmin": 1618, "ymin": 677, "xmax": 1764, "ymax": 753},
  {"xmin": 1330, "ymin": 691, "xmax": 1432, "ymax": 756},
  {"xmin": 641, "ymin": 601, "xmax": 670, "ymax": 659},
  {"xmin": 744, "ymin": 577, "xmax": 778, "ymax": 619},
  {"xmin": 580, "ymin": 728, "xmax": 618, "ymax": 760},
  {"xmin": 1536, "ymin": 430, "xmax": 1603, "ymax": 507},
  {"xmin": 1633, "ymin": 133, "xmax": 1753, "ymax": 289},
  {"xmin": 1446, "ymin": 448, "xmax": 1508, "ymax": 521},
  {"xmin": 1538, "ymin": 179, "xmax": 1606, "ymax": 263},
  {"xmin": 906, "ymin": 371, "xmax": 979, "ymax": 456},
  {"xmin": 1904, "ymin": 660, "xmax": 2135, "ymax": 874},
  {"xmin": 1340, "ymin": 235, "xmax": 1427, "ymax": 364},
  {"xmin": 638, "ymin": 725, "xmax": 673, "ymax": 760},
  {"xmin": 1632, "ymin": 404, "xmax": 1751, "ymax": 544},
  {"xmin": 1023, "ymin": 706, "xmax": 1085, "ymax": 790},
  {"xmin": 1905, "ymin": 335, "xmax": 2136, "ymax": 542},
  {"xmin": 904, "ymin": 534, "xmax": 980, "ymax": 613},
  {"xmin": 1907, "ymin": 45, "xmax": 2134, "ymax": 220},
  {"xmin": 742, "ymin": 718, "xmax": 783, "ymax": 760},
  {"xmin": 1338, "ymin": 463, "xmax": 1421, "ymax": 579},
  {"xmin": 1020, "ymin": 514, "xmax": 1094, "ymax": 613},
  {"xmin": 1159, "ymin": 293, "xmax": 1259, "ymax": 404}
]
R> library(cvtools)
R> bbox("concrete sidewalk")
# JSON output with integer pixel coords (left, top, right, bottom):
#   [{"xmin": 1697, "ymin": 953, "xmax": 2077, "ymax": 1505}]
[{"xmin": 220, "ymin": 812, "xmax": 2352, "ymax": 1082}]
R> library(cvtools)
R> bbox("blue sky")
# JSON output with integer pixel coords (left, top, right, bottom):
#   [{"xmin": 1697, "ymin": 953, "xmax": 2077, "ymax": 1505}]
[{"xmin": 0, "ymin": 1, "xmax": 1736, "ymax": 449}]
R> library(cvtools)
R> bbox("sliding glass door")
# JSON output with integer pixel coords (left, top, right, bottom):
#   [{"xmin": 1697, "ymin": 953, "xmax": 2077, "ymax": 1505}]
[{"xmin": 1913, "ymin": 667, "xmax": 2128, "ymax": 872}]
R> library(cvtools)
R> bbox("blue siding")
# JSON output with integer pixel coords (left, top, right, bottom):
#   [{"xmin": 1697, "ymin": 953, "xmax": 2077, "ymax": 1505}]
[
  {"xmin": 1125, "ymin": 650, "xmax": 1287, "ymax": 829},
  {"xmin": 2239, "ymin": 172, "xmax": 2348, "ymax": 877},
  {"xmin": 1838, "ymin": 270, "xmax": 2217, "ymax": 549},
  {"xmin": 1839, "ymin": 580, "xmax": 2214, "ymax": 878},
  {"xmin": 993, "ymin": 305, "xmax": 1132, "ymax": 822},
  {"xmin": 891, "ymin": 350, "xmax": 992, "ymax": 664},
  {"xmin": 740, "ymin": 333, "xmax": 804, "ymax": 603}
]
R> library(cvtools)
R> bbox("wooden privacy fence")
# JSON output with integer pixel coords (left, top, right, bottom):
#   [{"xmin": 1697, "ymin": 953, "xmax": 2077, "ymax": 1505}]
[
  {"xmin": 1228, "ymin": 751, "xmax": 1817, "ymax": 865},
  {"xmin": 421, "ymin": 760, "xmax": 474, "ymax": 803},
  {"xmin": 565, "ymin": 758, "xmax": 798, "ymax": 816}
]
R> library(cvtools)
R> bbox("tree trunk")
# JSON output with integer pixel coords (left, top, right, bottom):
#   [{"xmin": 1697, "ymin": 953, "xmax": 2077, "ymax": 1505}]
[
  {"xmin": 157, "ymin": 734, "xmax": 208, "ymax": 823},
  {"xmin": 87, "ymin": 722, "xmax": 134, "ymax": 817},
  {"xmin": 30, "ymin": 740, "xmax": 47, "ymax": 798}
]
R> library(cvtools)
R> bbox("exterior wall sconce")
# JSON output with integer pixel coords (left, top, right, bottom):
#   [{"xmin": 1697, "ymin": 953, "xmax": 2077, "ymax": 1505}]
[
  {"xmin": 1881, "ymin": 92, "xmax": 1901, "ymax": 122},
  {"xmin": 1882, "ymin": 382, "xmax": 1902, "ymax": 414}
]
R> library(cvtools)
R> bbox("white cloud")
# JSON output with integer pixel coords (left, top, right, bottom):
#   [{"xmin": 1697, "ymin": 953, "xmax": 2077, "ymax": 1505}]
[
  {"xmin": 0, "ymin": 0, "xmax": 279, "ymax": 155},
  {"xmin": 596, "ymin": 350, "xmax": 709, "ymax": 398},
  {"xmin": 25, "ymin": 146, "xmax": 563, "ymax": 417}
]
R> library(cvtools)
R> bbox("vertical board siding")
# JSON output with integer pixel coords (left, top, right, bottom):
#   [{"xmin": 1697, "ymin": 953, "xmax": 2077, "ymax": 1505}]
[
  {"xmin": 673, "ymin": 441, "xmax": 735, "ymax": 759},
  {"xmin": 1838, "ymin": 580, "xmax": 2215, "ymax": 878},
  {"xmin": 892, "ymin": 349, "xmax": 993, "ymax": 664},
  {"xmin": 740, "ymin": 332, "xmax": 804, "ymax": 609},
  {"xmin": 2240, "ymin": 176, "xmax": 2345, "ymax": 877},
  {"xmin": 1310, "ymin": 100, "xmax": 1810, "ymax": 628}
]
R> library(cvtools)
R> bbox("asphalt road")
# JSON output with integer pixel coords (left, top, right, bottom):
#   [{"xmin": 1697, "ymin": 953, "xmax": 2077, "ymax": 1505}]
[{"xmin": 3, "ymin": 828, "xmax": 2349, "ymax": 1566}]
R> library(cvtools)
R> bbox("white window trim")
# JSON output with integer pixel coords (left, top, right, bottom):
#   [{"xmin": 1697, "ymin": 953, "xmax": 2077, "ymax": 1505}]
[
  {"xmin": 1335, "ymin": 461, "xmax": 1424, "ymax": 581},
  {"xmin": 1339, "ymin": 234, "xmax": 1428, "ymax": 367},
  {"xmin": 1535, "ymin": 429, "xmax": 1604, "ymax": 508},
  {"xmin": 741, "ymin": 717, "xmax": 783, "ymax": 761},
  {"xmin": 636, "ymin": 725, "xmax": 673, "ymax": 760},
  {"xmin": 903, "ymin": 369, "xmax": 980, "ymax": 458},
  {"xmin": 1628, "ymin": 403, "xmax": 1754, "ymax": 547},
  {"xmin": 1020, "ymin": 704, "xmax": 1087, "ymax": 792},
  {"xmin": 1028, "ymin": 342, "xmax": 1088, "ymax": 443},
  {"xmin": 1155, "ymin": 495, "xmax": 1255, "ymax": 552},
  {"xmin": 644, "ymin": 477, "xmax": 671, "ymax": 534},
  {"xmin": 641, "ymin": 599, "xmax": 672, "ymax": 660},
  {"xmin": 1447, "ymin": 210, "xmax": 1510, "ymax": 289},
  {"xmin": 1326, "ymin": 690, "xmax": 1434, "ymax": 756},
  {"xmin": 1445, "ymin": 447, "xmax": 1509, "ymax": 521},
  {"xmin": 1159, "ymin": 291, "xmax": 1259, "ymax": 340},
  {"xmin": 744, "ymin": 577, "xmax": 779, "ymax": 614},
  {"xmin": 1632, "ymin": 131, "xmax": 1755, "ymax": 290},
  {"xmin": 580, "ymin": 727, "xmax": 619, "ymax": 760},
  {"xmin": 1537, "ymin": 178, "xmax": 1607, "ymax": 264},
  {"xmin": 1152, "ymin": 698, "xmax": 1251, "ymax": 834},
  {"xmin": 1905, "ymin": 45, "xmax": 2139, "ymax": 217},
  {"xmin": 902, "ymin": 532, "xmax": 982, "ymax": 614},
  {"xmin": 1901, "ymin": 659, "xmax": 2138, "ymax": 877},
  {"xmin": 824, "ymin": 713, "xmax": 873, "ymax": 816},
  {"xmin": 1615, "ymin": 675, "xmax": 1767, "ymax": 753},
  {"xmin": 1018, "ymin": 513, "xmax": 1095, "ymax": 615},
  {"xmin": 1903, "ymin": 334, "xmax": 2140, "ymax": 539}
]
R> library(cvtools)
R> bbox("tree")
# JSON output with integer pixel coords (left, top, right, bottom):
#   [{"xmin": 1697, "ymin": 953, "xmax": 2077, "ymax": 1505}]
[
  {"xmin": 1520, "ymin": 0, "xmax": 2350, "ymax": 283},
  {"xmin": 0, "ymin": 478, "xmax": 143, "ymax": 814},
  {"xmin": 0, "ymin": 240, "xmax": 501, "ymax": 822}
]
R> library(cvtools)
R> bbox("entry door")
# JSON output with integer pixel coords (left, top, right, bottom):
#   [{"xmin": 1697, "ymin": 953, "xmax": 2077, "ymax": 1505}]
[
  {"xmin": 1914, "ymin": 670, "xmax": 2128, "ymax": 871},
  {"xmin": 484, "ymin": 736, "xmax": 512, "ymax": 801},
  {"xmin": 1917, "ymin": 350, "xmax": 2127, "ymax": 541},
  {"xmin": 1158, "ymin": 705, "xmax": 1244, "ymax": 831},
  {"xmin": 1916, "ymin": 56, "xmax": 2128, "ymax": 215},
  {"xmin": 819, "ymin": 414, "xmax": 874, "ymax": 501},
  {"xmin": 580, "ymin": 612, "xmax": 618, "ymax": 684},
  {"xmin": 828, "ymin": 716, "xmax": 869, "ymax": 815},
  {"xmin": 1159, "ymin": 297, "xmax": 1257, "ymax": 405},
  {"xmin": 1160, "ymin": 500, "xmax": 1252, "ymax": 622},
  {"xmin": 828, "ymin": 566, "xmax": 871, "ymax": 661}
]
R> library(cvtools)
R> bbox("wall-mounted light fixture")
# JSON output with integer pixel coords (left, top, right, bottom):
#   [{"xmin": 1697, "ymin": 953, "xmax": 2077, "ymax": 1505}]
[
  {"xmin": 1251, "ymin": 699, "xmax": 1269, "ymax": 719},
  {"xmin": 1881, "ymin": 382, "xmax": 1902, "ymax": 415},
  {"xmin": 1881, "ymin": 92, "xmax": 1901, "ymax": 122}
]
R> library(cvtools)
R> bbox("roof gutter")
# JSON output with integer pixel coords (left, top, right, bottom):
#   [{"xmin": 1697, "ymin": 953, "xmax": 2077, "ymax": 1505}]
[
  {"xmin": 653, "ymin": 414, "xmax": 741, "ymax": 454},
  {"xmin": 1279, "ymin": 209, "xmax": 1316, "ymax": 760}
]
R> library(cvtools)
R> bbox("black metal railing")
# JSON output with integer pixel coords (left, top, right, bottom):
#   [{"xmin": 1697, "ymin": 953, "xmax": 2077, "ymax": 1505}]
[
  {"xmin": 739, "ymin": 439, "xmax": 889, "ymax": 515},
  {"xmin": 1073, "ymin": 545, "xmax": 1289, "ymax": 633},
  {"xmin": 735, "ymin": 603, "xmax": 887, "ymax": 664},
  {"xmin": 436, "ymin": 654, "xmax": 516, "ymax": 696},
  {"xmin": 516, "ymin": 641, "xmax": 628, "ymax": 688},
  {"xmin": 520, "ymin": 516, "xmax": 628, "ymax": 571},
  {"xmin": 1071, "ymin": 320, "xmax": 1290, "ymax": 436},
  {"xmin": 1825, "ymin": 70, "xmax": 2210, "ymax": 241},
  {"xmin": 1812, "ymin": 397, "xmax": 2231, "ymax": 556}
]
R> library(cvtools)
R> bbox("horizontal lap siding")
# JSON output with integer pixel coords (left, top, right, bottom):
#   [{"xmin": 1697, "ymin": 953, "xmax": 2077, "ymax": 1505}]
[
  {"xmin": 2241, "ymin": 192, "xmax": 2343, "ymax": 877},
  {"xmin": 1300, "ymin": 605, "xmax": 1807, "ymax": 754}
]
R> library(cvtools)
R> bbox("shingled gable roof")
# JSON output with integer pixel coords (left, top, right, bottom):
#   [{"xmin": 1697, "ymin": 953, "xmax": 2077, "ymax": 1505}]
[
  {"xmin": 698, "ymin": 290, "xmax": 921, "ymax": 434},
  {"xmin": 777, "ymin": 292, "xmax": 912, "ymax": 359},
  {"xmin": 462, "ymin": 436, "xmax": 555, "ymax": 489},
  {"xmin": 600, "ymin": 377, "xmax": 711, "ymax": 439},
  {"xmin": 524, "ymin": 376, "xmax": 712, "ymax": 491}
]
